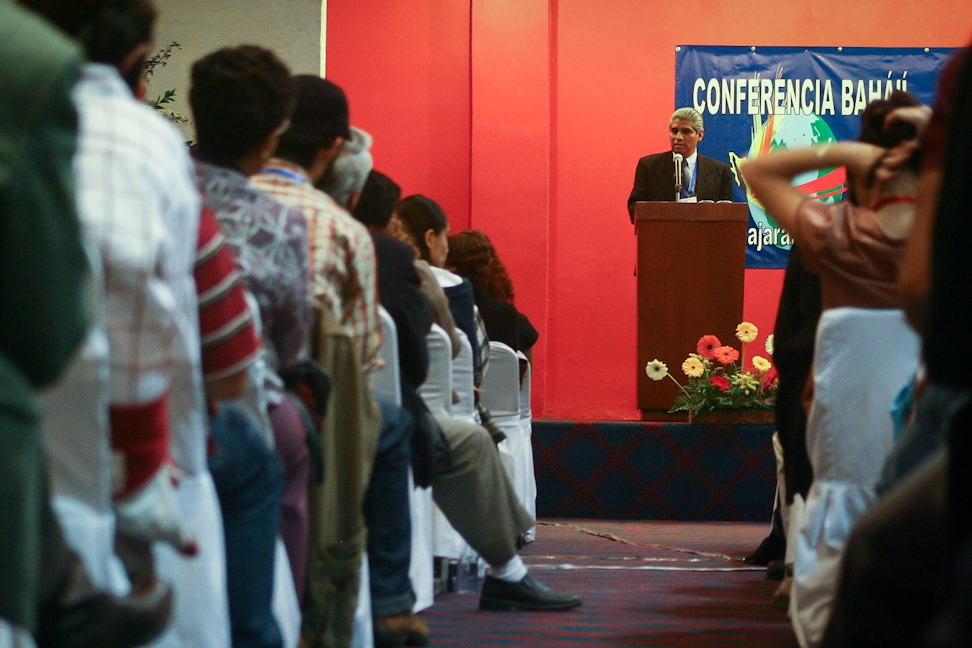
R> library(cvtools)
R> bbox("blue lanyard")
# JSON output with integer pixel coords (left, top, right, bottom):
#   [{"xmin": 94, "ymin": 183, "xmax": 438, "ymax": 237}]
[{"xmin": 262, "ymin": 166, "xmax": 307, "ymax": 184}]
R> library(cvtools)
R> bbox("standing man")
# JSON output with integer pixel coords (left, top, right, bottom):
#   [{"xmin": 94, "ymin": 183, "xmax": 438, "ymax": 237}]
[
  {"xmin": 251, "ymin": 74, "xmax": 383, "ymax": 648},
  {"xmin": 24, "ymin": 1, "xmax": 234, "ymax": 646},
  {"xmin": 626, "ymin": 107, "xmax": 733, "ymax": 221},
  {"xmin": 0, "ymin": 1, "xmax": 89, "ymax": 642},
  {"xmin": 189, "ymin": 44, "xmax": 313, "ymax": 643}
]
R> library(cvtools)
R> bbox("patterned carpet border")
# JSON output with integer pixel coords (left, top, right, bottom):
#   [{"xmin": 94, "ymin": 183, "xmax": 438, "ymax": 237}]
[{"xmin": 533, "ymin": 421, "xmax": 777, "ymax": 522}]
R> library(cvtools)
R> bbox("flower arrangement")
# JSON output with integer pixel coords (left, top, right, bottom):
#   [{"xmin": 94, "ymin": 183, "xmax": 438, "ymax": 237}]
[{"xmin": 645, "ymin": 322, "xmax": 778, "ymax": 422}]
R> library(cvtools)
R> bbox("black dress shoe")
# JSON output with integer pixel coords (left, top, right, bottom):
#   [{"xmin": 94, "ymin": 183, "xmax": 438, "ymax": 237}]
[
  {"xmin": 744, "ymin": 532, "xmax": 785, "ymax": 566},
  {"xmin": 479, "ymin": 574, "xmax": 582, "ymax": 611},
  {"xmin": 766, "ymin": 558, "xmax": 786, "ymax": 581}
]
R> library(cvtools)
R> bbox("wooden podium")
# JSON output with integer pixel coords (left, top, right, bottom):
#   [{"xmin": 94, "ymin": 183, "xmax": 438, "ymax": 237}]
[{"xmin": 634, "ymin": 201, "xmax": 749, "ymax": 419}]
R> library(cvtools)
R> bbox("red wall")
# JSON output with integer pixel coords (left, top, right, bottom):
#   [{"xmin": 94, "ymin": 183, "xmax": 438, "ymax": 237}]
[
  {"xmin": 325, "ymin": 0, "xmax": 473, "ymax": 227},
  {"xmin": 327, "ymin": 0, "xmax": 972, "ymax": 420}
]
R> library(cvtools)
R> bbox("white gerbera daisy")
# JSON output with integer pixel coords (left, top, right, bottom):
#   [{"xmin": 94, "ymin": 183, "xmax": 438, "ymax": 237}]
[{"xmin": 645, "ymin": 359, "xmax": 668, "ymax": 381}]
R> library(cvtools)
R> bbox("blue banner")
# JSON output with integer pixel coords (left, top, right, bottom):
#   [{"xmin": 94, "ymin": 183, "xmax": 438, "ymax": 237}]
[{"xmin": 675, "ymin": 46, "xmax": 954, "ymax": 268}]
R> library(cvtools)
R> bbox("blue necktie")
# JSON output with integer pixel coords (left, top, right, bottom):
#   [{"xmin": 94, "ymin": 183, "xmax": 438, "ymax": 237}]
[{"xmin": 680, "ymin": 160, "xmax": 692, "ymax": 199}]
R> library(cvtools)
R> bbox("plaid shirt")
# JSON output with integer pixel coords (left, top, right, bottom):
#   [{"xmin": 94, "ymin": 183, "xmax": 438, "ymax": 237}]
[
  {"xmin": 74, "ymin": 64, "xmax": 207, "ymax": 472},
  {"xmin": 252, "ymin": 158, "xmax": 381, "ymax": 370}
]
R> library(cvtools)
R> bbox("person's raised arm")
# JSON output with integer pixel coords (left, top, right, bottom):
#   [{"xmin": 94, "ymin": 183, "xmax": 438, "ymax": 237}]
[{"xmin": 741, "ymin": 142, "xmax": 884, "ymax": 235}]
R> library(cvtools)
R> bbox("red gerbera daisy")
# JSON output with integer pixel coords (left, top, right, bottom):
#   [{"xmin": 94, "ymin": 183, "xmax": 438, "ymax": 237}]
[
  {"xmin": 713, "ymin": 345, "xmax": 740, "ymax": 365},
  {"xmin": 709, "ymin": 375, "xmax": 731, "ymax": 391},
  {"xmin": 696, "ymin": 335, "xmax": 722, "ymax": 360}
]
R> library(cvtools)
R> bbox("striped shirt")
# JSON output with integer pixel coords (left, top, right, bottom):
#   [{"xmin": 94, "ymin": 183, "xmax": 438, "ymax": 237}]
[
  {"xmin": 252, "ymin": 158, "xmax": 381, "ymax": 369},
  {"xmin": 194, "ymin": 204, "xmax": 262, "ymax": 384}
]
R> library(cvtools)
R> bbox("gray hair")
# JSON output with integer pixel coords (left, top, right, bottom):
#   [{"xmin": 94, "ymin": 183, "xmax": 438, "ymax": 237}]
[
  {"xmin": 320, "ymin": 126, "xmax": 373, "ymax": 208},
  {"xmin": 670, "ymin": 107, "xmax": 704, "ymax": 133}
]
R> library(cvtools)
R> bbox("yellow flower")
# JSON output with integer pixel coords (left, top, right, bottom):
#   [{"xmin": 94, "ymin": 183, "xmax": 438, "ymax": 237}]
[
  {"xmin": 765, "ymin": 334, "xmax": 774, "ymax": 356},
  {"xmin": 645, "ymin": 359, "xmax": 668, "ymax": 381},
  {"xmin": 735, "ymin": 321, "xmax": 759, "ymax": 343},
  {"xmin": 752, "ymin": 356, "xmax": 771, "ymax": 372},
  {"xmin": 682, "ymin": 356, "xmax": 704, "ymax": 378}
]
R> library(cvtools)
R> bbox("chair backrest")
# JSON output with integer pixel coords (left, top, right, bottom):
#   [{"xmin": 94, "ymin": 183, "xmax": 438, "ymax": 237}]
[
  {"xmin": 419, "ymin": 324, "xmax": 452, "ymax": 416},
  {"xmin": 516, "ymin": 351, "xmax": 531, "ymax": 421},
  {"xmin": 373, "ymin": 306, "xmax": 401, "ymax": 405},
  {"xmin": 481, "ymin": 341, "xmax": 519, "ymax": 417},
  {"xmin": 451, "ymin": 330, "xmax": 476, "ymax": 420}
]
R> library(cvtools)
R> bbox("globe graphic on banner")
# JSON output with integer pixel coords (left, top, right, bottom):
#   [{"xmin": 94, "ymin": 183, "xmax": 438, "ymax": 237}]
[{"xmin": 740, "ymin": 112, "xmax": 846, "ymax": 252}]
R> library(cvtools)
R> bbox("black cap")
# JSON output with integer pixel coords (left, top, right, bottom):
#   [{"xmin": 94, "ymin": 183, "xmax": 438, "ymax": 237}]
[{"xmin": 279, "ymin": 74, "xmax": 352, "ymax": 148}]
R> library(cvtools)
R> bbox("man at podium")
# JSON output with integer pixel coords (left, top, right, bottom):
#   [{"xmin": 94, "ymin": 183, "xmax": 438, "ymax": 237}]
[{"xmin": 626, "ymin": 107, "xmax": 733, "ymax": 222}]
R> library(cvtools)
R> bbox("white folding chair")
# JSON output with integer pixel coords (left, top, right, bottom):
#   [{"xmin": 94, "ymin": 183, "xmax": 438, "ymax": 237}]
[
  {"xmin": 350, "ymin": 555, "xmax": 373, "ymax": 648},
  {"xmin": 431, "ymin": 330, "xmax": 475, "ymax": 565},
  {"xmin": 421, "ymin": 325, "xmax": 474, "ymax": 572},
  {"xmin": 419, "ymin": 324, "xmax": 453, "ymax": 416},
  {"xmin": 516, "ymin": 351, "xmax": 537, "ymax": 542},
  {"xmin": 272, "ymin": 539, "xmax": 301, "ymax": 648},
  {"xmin": 450, "ymin": 330, "xmax": 477, "ymax": 423},
  {"xmin": 374, "ymin": 307, "xmax": 401, "ymax": 405},
  {"xmin": 374, "ymin": 307, "xmax": 435, "ymax": 612},
  {"xmin": 481, "ymin": 342, "xmax": 525, "ymax": 504}
]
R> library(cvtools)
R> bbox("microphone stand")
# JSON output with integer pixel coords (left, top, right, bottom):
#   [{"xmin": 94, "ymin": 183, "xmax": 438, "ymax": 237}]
[{"xmin": 673, "ymin": 153, "xmax": 683, "ymax": 202}]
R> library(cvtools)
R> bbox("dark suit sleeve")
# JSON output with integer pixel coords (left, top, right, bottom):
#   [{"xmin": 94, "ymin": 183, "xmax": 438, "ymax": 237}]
[
  {"xmin": 718, "ymin": 162, "xmax": 734, "ymax": 201},
  {"xmin": 627, "ymin": 157, "xmax": 651, "ymax": 222},
  {"xmin": 372, "ymin": 233, "xmax": 433, "ymax": 391}
]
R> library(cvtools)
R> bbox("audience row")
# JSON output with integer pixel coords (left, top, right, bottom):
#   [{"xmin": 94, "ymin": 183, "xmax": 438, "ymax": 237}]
[{"xmin": 0, "ymin": 2, "xmax": 555, "ymax": 648}]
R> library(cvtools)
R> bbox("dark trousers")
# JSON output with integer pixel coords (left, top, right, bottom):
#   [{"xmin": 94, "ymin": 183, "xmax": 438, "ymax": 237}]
[
  {"xmin": 363, "ymin": 398, "xmax": 415, "ymax": 616},
  {"xmin": 209, "ymin": 402, "xmax": 285, "ymax": 648}
]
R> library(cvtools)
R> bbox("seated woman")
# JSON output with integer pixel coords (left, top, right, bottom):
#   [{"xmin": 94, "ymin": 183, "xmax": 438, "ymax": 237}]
[
  {"xmin": 394, "ymin": 197, "xmax": 478, "ymax": 354},
  {"xmin": 446, "ymin": 230, "xmax": 538, "ymax": 365},
  {"xmin": 741, "ymin": 91, "xmax": 925, "ymax": 648},
  {"xmin": 394, "ymin": 194, "xmax": 506, "ymax": 441}
]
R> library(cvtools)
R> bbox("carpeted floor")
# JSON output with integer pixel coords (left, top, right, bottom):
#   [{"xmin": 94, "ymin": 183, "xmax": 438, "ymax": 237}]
[{"xmin": 424, "ymin": 519, "xmax": 797, "ymax": 647}]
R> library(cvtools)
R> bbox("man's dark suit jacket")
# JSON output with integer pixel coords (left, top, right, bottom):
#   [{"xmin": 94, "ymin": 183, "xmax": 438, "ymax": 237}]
[
  {"xmin": 626, "ymin": 151, "xmax": 734, "ymax": 222},
  {"xmin": 371, "ymin": 232, "xmax": 432, "ymax": 396},
  {"xmin": 371, "ymin": 231, "xmax": 438, "ymax": 483}
]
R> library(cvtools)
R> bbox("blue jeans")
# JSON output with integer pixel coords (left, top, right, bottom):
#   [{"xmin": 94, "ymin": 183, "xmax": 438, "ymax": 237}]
[
  {"xmin": 208, "ymin": 402, "xmax": 285, "ymax": 648},
  {"xmin": 363, "ymin": 397, "xmax": 415, "ymax": 616}
]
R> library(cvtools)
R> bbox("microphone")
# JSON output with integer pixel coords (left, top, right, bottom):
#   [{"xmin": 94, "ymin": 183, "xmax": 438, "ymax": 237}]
[{"xmin": 673, "ymin": 153, "xmax": 684, "ymax": 194}]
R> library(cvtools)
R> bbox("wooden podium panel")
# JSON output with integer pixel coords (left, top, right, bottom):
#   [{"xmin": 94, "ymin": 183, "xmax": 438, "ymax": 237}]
[{"xmin": 635, "ymin": 201, "xmax": 749, "ymax": 417}]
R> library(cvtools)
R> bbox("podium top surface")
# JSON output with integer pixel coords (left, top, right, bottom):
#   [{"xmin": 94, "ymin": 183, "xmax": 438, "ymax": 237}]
[{"xmin": 634, "ymin": 201, "xmax": 748, "ymax": 223}]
